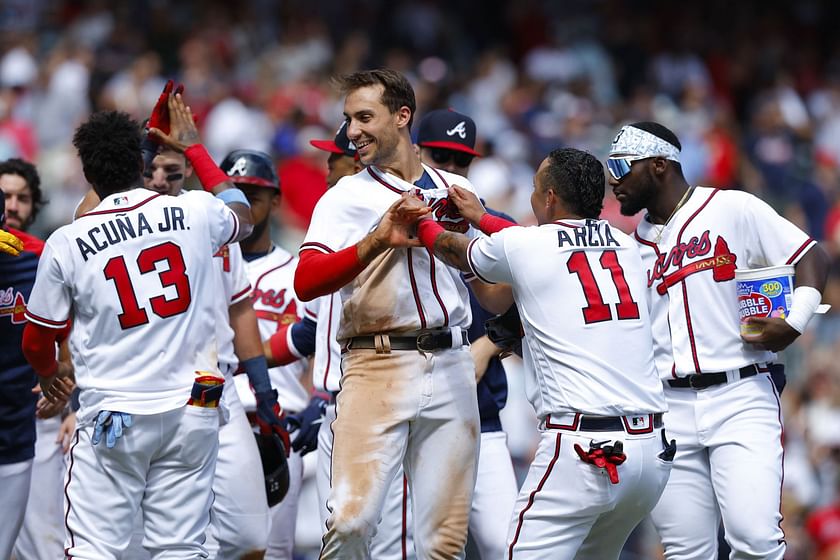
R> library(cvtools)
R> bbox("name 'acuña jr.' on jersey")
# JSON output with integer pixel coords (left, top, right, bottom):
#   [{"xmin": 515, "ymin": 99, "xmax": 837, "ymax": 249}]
[
  {"xmin": 25, "ymin": 189, "xmax": 239, "ymax": 425},
  {"xmin": 467, "ymin": 218, "xmax": 667, "ymax": 419},
  {"xmin": 633, "ymin": 186, "xmax": 816, "ymax": 378},
  {"xmin": 301, "ymin": 164, "xmax": 477, "ymax": 340}
]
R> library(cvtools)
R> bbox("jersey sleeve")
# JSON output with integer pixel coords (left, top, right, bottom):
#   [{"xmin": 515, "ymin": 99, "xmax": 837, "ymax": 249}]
[
  {"xmin": 466, "ymin": 228, "xmax": 514, "ymax": 285},
  {"xmin": 188, "ymin": 191, "xmax": 240, "ymax": 253},
  {"xmin": 301, "ymin": 185, "xmax": 379, "ymax": 254},
  {"xmin": 24, "ymin": 237, "xmax": 72, "ymax": 329},
  {"xmin": 740, "ymin": 193, "xmax": 816, "ymax": 267},
  {"xmin": 224, "ymin": 244, "xmax": 251, "ymax": 304}
]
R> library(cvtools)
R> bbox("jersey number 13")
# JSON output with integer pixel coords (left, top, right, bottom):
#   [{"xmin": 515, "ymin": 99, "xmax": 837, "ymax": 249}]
[
  {"xmin": 567, "ymin": 250, "xmax": 640, "ymax": 324},
  {"xmin": 103, "ymin": 241, "xmax": 192, "ymax": 329}
]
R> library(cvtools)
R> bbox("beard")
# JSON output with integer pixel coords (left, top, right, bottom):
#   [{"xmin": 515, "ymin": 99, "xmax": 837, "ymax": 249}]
[
  {"xmin": 249, "ymin": 215, "xmax": 270, "ymax": 241},
  {"xmin": 617, "ymin": 178, "xmax": 656, "ymax": 217}
]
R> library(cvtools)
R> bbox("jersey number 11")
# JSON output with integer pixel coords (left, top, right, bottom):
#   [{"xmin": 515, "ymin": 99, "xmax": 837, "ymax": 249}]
[{"xmin": 567, "ymin": 250, "xmax": 640, "ymax": 324}]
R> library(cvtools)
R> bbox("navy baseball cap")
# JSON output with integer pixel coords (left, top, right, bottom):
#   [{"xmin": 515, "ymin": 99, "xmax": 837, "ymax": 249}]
[
  {"xmin": 309, "ymin": 121, "xmax": 357, "ymax": 158},
  {"xmin": 416, "ymin": 109, "xmax": 481, "ymax": 157}
]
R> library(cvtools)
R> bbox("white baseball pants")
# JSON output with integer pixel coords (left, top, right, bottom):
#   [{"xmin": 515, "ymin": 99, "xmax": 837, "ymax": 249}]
[
  {"xmin": 470, "ymin": 430, "xmax": 519, "ymax": 559},
  {"xmin": 0, "ymin": 458, "xmax": 32, "ymax": 559}
]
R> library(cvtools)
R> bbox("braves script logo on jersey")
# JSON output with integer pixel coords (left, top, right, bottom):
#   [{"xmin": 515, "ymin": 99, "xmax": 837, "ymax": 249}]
[
  {"xmin": 648, "ymin": 231, "xmax": 737, "ymax": 294},
  {"xmin": 446, "ymin": 121, "xmax": 467, "ymax": 139},
  {"xmin": 0, "ymin": 287, "xmax": 26, "ymax": 323},
  {"xmin": 415, "ymin": 188, "xmax": 469, "ymax": 233},
  {"xmin": 253, "ymin": 287, "xmax": 298, "ymax": 328}
]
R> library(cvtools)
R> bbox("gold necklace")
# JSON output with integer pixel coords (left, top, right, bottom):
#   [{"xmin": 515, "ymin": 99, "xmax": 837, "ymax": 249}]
[{"xmin": 653, "ymin": 187, "xmax": 693, "ymax": 244}]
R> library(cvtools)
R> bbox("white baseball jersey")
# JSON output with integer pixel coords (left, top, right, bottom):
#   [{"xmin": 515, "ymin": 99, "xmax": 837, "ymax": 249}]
[
  {"xmin": 633, "ymin": 186, "xmax": 815, "ymax": 377},
  {"xmin": 467, "ymin": 218, "xmax": 667, "ymax": 419},
  {"xmin": 26, "ymin": 188, "xmax": 238, "ymax": 425},
  {"xmin": 308, "ymin": 293, "xmax": 341, "ymax": 392},
  {"xmin": 239, "ymin": 245, "xmax": 308, "ymax": 413},
  {"xmin": 301, "ymin": 164, "xmax": 477, "ymax": 340}
]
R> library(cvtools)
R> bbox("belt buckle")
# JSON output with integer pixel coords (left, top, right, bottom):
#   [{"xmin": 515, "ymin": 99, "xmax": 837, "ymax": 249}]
[
  {"xmin": 688, "ymin": 374, "xmax": 701, "ymax": 390},
  {"xmin": 416, "ymin": 332, "xmax": 435, "ymax": 352}
]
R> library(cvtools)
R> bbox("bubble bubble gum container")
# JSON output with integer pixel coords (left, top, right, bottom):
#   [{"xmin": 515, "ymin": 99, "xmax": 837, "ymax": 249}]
[{"xmin": 736, "ymin": 265, "xmax": 794, "ymax": 336}]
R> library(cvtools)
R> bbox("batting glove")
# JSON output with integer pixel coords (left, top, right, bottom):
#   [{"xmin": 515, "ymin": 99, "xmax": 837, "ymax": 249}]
[
  {"xmin": 0, "ymin": 229, "xmax": 24, "ymax": 256},
  {"xmin": 92, "ymin": 410, "xmax": 133, "ymax": 449},
  {"xmin": 255, "ymin": 389, "xmax": 291, "ymax": 456},
  {"xmin": 286, "ymin": 395, "xmax": 328, "ymax": 456}
]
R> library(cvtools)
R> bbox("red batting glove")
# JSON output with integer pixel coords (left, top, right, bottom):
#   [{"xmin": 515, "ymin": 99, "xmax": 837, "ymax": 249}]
[{"xmin": 147, "ymin": 80, "xmax": 185, "ymax": 139}]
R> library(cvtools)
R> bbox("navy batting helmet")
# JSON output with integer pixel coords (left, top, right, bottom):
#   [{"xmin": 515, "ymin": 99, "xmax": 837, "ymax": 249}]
[
  {"xmin": 220, "ymin": 150, "xmax": 280, "ymax": 190},
  {"xmin": 254, "ymin": 432, "xmax": 290, "ymax": 507}
]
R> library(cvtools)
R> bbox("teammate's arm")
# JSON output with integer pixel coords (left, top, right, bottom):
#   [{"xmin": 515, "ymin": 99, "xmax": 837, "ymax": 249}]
[
  {"xmin": 264, "ymin": 316, "xmax": 317, "ymax": 367},
  {"xmin": 294, "ymin": 197, "xmax": 429, "ymax": 301},
  {"xmin": 149, "ymin": 93, "xmax": 254, "ymax": 241},
  {"xmin": 742, "ymin": 244, "xmax": 830, "ymax": 351},
  {"xmin": 448, "ymin": 185, "xmax": 516, "ymax": 234}
]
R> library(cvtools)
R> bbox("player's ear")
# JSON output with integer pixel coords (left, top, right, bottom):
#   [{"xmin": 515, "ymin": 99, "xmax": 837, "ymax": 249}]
[
  {"xmin": 395, "ymin": 106, "xmax": 412, "ymax": 130},
  {"xmin": 183, "ymin": 161, "xmax": 194, "ymax": 179}
]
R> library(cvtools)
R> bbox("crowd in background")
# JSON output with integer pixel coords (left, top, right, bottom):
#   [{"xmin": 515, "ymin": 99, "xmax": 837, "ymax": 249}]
[{"xmin": 4, "ymin": 0, "xmax": 840, "ymax": 557}]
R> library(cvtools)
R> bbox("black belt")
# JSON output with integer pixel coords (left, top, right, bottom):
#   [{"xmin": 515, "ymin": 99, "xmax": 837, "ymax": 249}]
[
  {"xmin": 546, "ymin": 413, "xmax": 663, "ymax": 433},
  {"xmin": 580, "ymin": 413, "xmax": 663, "ymax": 432},
  {"xmin": 347, "ymin": 329, "xmax": 468, "ymax": 352},
  {"xmin": 667, "ymin": 364, "xmax": 762, "ymax": 390}
]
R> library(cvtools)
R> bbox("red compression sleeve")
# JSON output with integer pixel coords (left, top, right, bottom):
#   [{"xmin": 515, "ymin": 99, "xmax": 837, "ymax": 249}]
[
  {"xmin": 268, "ymin": 322, "xmax": 301, "ymax": 366},
  {"xmin": 478, "ymin": 213, "xmax": 516, "ymax": 235},
  {"xmin": 22, "ymin": 322, "xmax": 60, "ymax": 377},
  {"xmin": 417, "ymin": 219, "xmax": 446, "ymax": 251},
  {"xmin": 294, "ymin": 246, "xmax": 367, "ymax": 301},
  {"xmin": 184, "ymin": 144, "xmax": 229, "ymax": 191}
]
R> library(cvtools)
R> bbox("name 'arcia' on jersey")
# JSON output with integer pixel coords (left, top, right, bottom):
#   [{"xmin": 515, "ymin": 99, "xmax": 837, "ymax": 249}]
[
  {"xmin": 557, "ymin": 219, "xmax": 619, "ymax": 248},
  {"xmin": 75, "ymin": 206, "xmax": 186, "ymax": 261}
]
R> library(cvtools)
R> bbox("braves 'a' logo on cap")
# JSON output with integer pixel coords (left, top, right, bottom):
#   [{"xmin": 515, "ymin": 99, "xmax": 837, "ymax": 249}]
[
  {"xmin": 229, "ymin": 157, "xmax": 249, "ymax": 176},
  {"xmin": 446, "ymin": 121, "xmax": 467, "ymax": 139}
]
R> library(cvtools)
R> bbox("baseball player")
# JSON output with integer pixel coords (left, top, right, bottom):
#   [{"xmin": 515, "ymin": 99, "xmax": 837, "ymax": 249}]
[
  {"xmin": 296, "ymin": 69, "xmax": 490, "ymax": 559},
  {"xmin": 397, "ymin": 147, "xmax": 673, "ymax": 559},
  {"xmin": 1, "ymin": 158, "xmax": 74, "ymax": 560},
  {"xmin": 416, "ymin": 108, "xmax": 519, "ymax": 560},
  {"xmin": 21, "ymin": 106, "xmax": 254, "ymax": 559},
  {"xmin": 221, "ymin": 148, "xmax": 309, "ymax": 559},
  {"xmin": 267, "ymin": 122, "xmax": 417, "ymax": 559},
  {"xmin": 607, "ymin": 121, "xmax": 830, "ymax": 559}
]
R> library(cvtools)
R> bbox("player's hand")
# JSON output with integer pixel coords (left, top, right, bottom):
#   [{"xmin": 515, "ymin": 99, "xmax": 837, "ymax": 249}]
[
  {"xmin": 0, "ymin": 228, "xmax": 24, "ymax": 256},
  {"xmin": 373, "ymin": 194, "xmax": 430, "ymax": 249},
  {"xmin": 470, "ymin": 335, "xmax": 501, "ymax": 383},
  {"xmin": 92, "ymin": 410, "xmax": 133, "ymax": 448},
  {"xmin": 741, "ymin": 316, "xmax": 800, "ymax": 352},
  {"xmin": 448, "ymin": 185, "xmax": 486, "ymax": 225},
  {"xmin": 255, "ymin": 389, "xmax": 291, "ymax": 456},
  {"xmin": 40, "ymin": 362, "xmax": 74, "ymax": 404},
  {"xmin": 286, "ymin": 395, "xmax": 328, "ymax": 456},
  {"xmin": 148, "ymin": 92, "xmax": 200, "ymax": 154},
  {"xmin": 58, "ymin": 411, "xmax": 77, "ymax": 454}
]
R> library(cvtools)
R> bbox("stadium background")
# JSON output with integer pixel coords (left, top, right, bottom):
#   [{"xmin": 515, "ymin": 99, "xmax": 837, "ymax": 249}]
[{"xmin": 3, "ymin": 0, "xmax": 840, "ymax": 558}]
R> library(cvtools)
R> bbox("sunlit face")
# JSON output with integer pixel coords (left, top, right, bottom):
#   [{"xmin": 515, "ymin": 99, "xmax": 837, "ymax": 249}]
[
  {"xmin": 143, "ymin": 150, "xmax": 191, "ymax": 196},
  {"xmin": 326, "ymin": 153, "xmax": 360, "ymax": 189},
  {"xmin": 530, "ymin": 157, "xmax": 552, "ymax": 225},
  {"xmin": 344, "ymin": 84, "xmax": 407, "ymax": 167},
  {"xmin": 1, "ymin": 174, "xmax": 33, "ymax": 229},
  {"xmin": 608, "ymin": 156, "xmax": 658, "ymax": 216}
]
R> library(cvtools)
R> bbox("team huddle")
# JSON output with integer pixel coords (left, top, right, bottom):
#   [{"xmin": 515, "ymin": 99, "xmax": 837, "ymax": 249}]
[{"xmin": 0, "ymin": 67, "xmax": 830, "ymax": 560}]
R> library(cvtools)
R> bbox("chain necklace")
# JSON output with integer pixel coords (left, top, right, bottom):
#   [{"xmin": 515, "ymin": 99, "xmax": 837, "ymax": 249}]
[{"xmin": 653, "ymin": 187, "xmax": 694, "ymax": 244}]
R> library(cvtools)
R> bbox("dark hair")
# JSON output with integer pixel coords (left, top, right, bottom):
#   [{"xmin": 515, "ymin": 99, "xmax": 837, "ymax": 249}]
[
  {"xmin": 336, "ymin": 68, "xmax": 416, "ymax": 128},
  {"xmin": 628, "ymin": 121, "xmax": 682, "ymax": 151},
  {"xmin": 73, "ymin": 111, "xmax": 142, "ymax": 195},
  {"xmin": 542, "ymin": 148, "xmax": 604, "ymax": 219},
  {"xmin": 0, "ymin": 158, "xmax": 44, "ymax": 225}
]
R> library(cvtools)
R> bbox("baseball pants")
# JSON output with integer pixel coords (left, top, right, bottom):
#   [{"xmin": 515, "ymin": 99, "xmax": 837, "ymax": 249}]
[
  {"xmin": 0, "ymin": 459, "xmax": 32, "ymax": 559},
  {"xmin": 14, "ymin": 416, "xmax": 65, "ymax": 560},
  {"xmin": 650, "ymin": 372, "xmax": 785, "ymax": 560},
  {"xmin": 64, "ymin": 405, "xmax": 220, "ymax": 560},
  {"xmin": 317, "ymin": 402, "xmax": 415, "ymax": 559},
  {"xmin": 507, "ymin": 421, "xmax": 672, "ymax": 559},
  {"xmin": 207, "ymin": 391, "xmax": 271, "ymax": 558},
  {"xmin": 470, "ymin": 430, "xmax": 519, "ymax": 560},
  {"xmin": 321, "ymin": 346, "xmax": 480, "ymax": 560}
]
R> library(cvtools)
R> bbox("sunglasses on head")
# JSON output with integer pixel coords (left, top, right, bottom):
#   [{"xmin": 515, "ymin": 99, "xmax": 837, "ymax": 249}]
[{"xmin": 429, "ymin": 148, "xmax": 474, "ymax": 168}]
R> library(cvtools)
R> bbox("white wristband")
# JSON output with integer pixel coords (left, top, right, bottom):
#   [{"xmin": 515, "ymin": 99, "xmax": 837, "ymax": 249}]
[{"xmin": 785, "ymin": 286, "xmax": 822, "ymax": 334}]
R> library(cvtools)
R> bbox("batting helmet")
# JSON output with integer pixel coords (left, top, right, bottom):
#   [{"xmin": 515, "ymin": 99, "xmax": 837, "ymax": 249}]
[
  {"xmin": 254, "ymin": 432, "xmax": 290, "ymax": 507},
  {"xmin": 220, "ymin": 150, "xmax": 280, "ymax": 190}
]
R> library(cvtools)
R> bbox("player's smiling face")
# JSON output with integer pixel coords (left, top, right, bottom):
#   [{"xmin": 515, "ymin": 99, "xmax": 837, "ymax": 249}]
[
  {"xmin": 608, "ymin": 156, "xmax": 657, "ymax": 216},
  {"xmin": 344, "ymin": 84, "xmax": 404, "ymax": 167}
]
